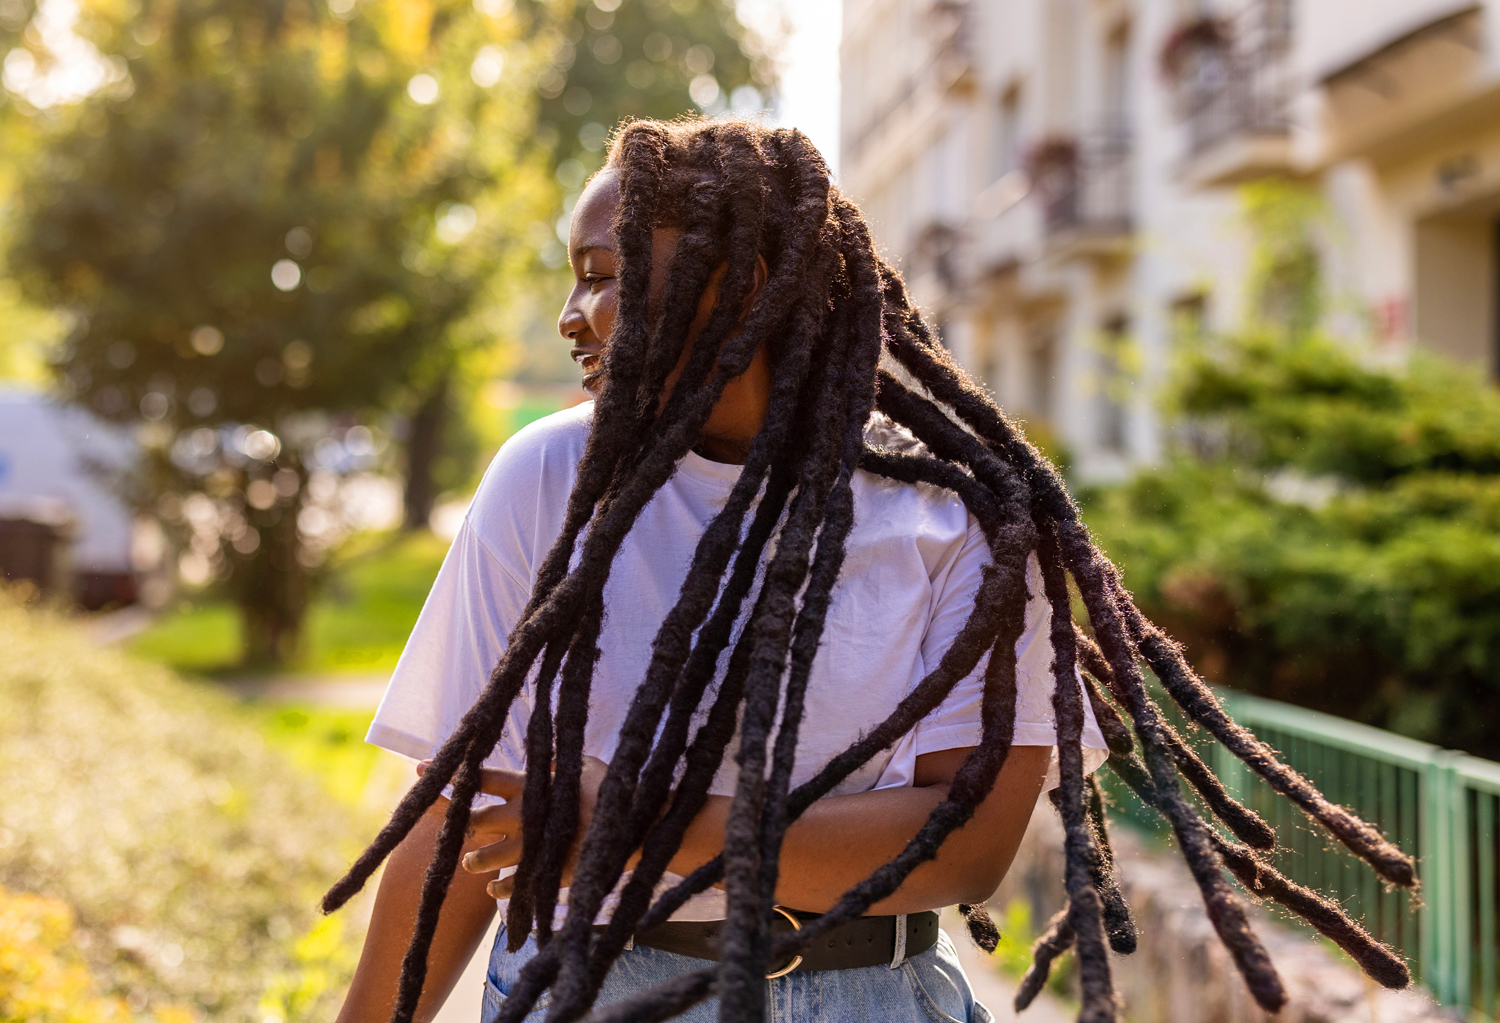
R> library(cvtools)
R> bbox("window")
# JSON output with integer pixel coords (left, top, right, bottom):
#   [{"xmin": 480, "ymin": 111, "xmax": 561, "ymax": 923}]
[
  {"xmin": 1170, "ymin": 292, "xmax": 1208, "ymax": 347},
  {"xmin": 992, "ymin": 85, "xmax": 1023, "ymax": 183},
  {"xmin": 1102, "ymin": 22, "xmax": 1131, "ymax": 134},
  {"xmin": 1097, "ymin": 314, "xmax": 1130, "ymax": 454},
  {"xmin": 1025, "ymin": 322, "xmax": 1056, "ymax": 421}
]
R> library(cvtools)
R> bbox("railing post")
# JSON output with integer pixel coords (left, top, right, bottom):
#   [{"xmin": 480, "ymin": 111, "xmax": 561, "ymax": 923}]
[{"xmin": 1421, "ymin": 753, "xmax": 1466, "ymax": 1005}]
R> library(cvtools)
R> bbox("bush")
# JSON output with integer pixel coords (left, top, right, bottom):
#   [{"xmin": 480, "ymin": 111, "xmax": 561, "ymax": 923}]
[
  {"xmin": 0, "ymin": 601, "xmax": 383, "ymax": 1021},
  {"xmin": 1084, "ymin": 331, "xmax": 1500, "ymax": 759}
]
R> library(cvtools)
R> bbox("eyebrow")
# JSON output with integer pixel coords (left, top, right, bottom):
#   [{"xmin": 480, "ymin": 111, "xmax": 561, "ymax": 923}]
[{"xmin": 573, "ymin": 244, "xmax": 616, "ymax": 260}]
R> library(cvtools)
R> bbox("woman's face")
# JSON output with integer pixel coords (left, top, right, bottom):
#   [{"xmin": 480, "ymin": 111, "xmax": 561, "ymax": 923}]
[{"xmin": 557, "ymin": 166, "xmax": 771, "ymax": 463}]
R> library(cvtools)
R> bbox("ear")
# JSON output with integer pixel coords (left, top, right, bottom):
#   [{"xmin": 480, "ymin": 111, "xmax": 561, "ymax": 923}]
[{"xmin": 740, "ymin": 253, "xmax": 769, "ymax": 322}]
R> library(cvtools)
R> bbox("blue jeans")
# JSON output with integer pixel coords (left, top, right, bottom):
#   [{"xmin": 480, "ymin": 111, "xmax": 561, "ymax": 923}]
[{"xmin": 481, "ymin": 924, "xmax": 994, "ymax": 1023}]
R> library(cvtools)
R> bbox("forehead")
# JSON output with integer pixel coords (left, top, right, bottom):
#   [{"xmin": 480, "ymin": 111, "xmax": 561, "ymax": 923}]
[{"xmin": 571, "ymin": 168, "xmax": 620, "ymax": 249}]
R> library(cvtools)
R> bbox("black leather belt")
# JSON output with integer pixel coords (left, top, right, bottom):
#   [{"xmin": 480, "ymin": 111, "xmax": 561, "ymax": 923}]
[{"xmin": 597, "ymin": 908, "xmax": 941, "ymax": 976}]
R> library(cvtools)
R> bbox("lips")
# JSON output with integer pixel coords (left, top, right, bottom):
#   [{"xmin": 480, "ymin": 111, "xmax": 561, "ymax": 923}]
[{"xmin": 571, "ymin": 345, "xmax": 604, "ymax": 393}]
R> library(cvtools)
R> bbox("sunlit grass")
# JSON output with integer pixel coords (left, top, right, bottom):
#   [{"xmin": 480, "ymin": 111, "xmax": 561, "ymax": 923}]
[
  {"xmin": 0, "ymin": 601, "xmax": 386, "ymax": 1021},
  {"xmin": 254, "ymin": 705, "xmax": 382, "ymax": 807},
  {"xmin": 131, "ymin": 529, "xmax": 450, "ymax": 676}
]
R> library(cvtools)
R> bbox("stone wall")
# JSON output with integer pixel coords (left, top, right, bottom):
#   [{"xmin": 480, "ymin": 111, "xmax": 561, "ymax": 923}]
[{"xmin": 994, "ymin": 803, "xmax": 1457, "ymax": 1023}]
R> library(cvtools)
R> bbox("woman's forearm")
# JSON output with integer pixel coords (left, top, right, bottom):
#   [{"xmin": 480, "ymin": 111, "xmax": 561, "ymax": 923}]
[
  {"xmin": 666, "ymin": 745, "xmax": 1051, "ymax": 915},
  {"xmin": 337, "ymin": 798, "xmax": 499, "ymax": 1023}
]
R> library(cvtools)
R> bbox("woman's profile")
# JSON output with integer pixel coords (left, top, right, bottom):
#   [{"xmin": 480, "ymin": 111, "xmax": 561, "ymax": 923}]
[{"xmin": 329, "ymin": 118, "xmax": 1416, "ymax": 1023}]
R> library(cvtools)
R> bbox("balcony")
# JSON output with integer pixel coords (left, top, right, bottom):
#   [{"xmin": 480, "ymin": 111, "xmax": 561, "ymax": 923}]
[
  {"xmin": 842, "ymin": 0, "xmax": 973, "ymax": 163},
  {"xmin": 1031, "ymin": 131, "xmax": 1133, "ymax": 257},
  {"xmin": 1170, "ymin": 1, "xmax": 1295, "ymax": 187}
]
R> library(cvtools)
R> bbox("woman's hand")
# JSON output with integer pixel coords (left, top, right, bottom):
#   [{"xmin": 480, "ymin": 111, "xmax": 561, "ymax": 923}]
[{"xmin": 417, "ymin": 757, "xmax": 609, "ymax": 900}]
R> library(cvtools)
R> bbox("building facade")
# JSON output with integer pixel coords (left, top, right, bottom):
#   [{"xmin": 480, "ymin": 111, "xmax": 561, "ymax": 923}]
[{"xmin": 841, "ymin": 0, "xmax": 1500, "ymax": 478}]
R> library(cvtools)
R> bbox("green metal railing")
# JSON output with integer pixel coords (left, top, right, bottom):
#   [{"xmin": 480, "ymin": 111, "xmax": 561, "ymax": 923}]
[{"xmin": 1103, "ymin": 689, "xmax": 1500, "ymax": 1019}]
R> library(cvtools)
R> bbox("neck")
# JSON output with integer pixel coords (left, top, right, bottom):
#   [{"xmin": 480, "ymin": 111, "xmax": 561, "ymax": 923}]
[{"xmin": 694, "ymin": 435, "xmax": 753, "ymax": 465}]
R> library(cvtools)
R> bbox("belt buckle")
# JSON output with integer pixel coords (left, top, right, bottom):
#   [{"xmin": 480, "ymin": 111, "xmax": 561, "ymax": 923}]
[{"xmin": 764, "ymin": 906, "xmax": 804, "ymax": 979}]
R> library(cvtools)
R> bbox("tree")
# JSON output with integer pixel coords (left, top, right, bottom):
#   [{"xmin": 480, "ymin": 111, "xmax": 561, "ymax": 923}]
[
  {"xmin": 6, "ymin": 0, "xmax": 554, "ymax": 664},
  {"xmin": 397, "ymin": 0, "xmax": 776, "ymax": 529},
  {"xmin": 1084, "ymin": 184, "xmax": 1500, "ymax": 759}
]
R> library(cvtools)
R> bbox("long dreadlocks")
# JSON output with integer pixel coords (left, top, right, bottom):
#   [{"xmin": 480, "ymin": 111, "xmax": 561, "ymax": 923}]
[{"xmin": 322, "ymin": 118, "xmax": 1418, "ymax": 1023}]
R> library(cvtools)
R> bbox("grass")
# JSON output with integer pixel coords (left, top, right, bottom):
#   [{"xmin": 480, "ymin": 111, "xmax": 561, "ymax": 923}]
[
  {"xmin": 130, "ymin": 529, "xmax": 450, "ymax": 677},
  {"xmin": 0, "ymin": 600, "xmax": 388, "ymax": 1021},
  {"xmin": 253, "ymin": 705, "xmax": 383, "ymax": 807}
]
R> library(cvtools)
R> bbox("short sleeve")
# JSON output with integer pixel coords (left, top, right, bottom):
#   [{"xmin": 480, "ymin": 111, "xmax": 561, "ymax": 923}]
[
  {"xmin": 911, "ymin": 530, "xmax": 1109, "ymax": 792},
  {"xmin": 365, "ymin": 521, "xmax": 533, "ymax": 805}
]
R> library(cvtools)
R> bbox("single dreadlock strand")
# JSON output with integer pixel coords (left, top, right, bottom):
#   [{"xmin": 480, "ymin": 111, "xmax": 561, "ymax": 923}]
[
  {"xmin": 1108, "ymin": 749, "xmax": 1412, "ymax": 989},
  {"xmin": 1078, "ymin": 667, "xmax": 1134, "ymax": 757},
  {"xmin": 1075, "ymin": 631, "xmax": 1274, "ymax": 851},
  {"xmin": 1212, "ymin": 836, "xmax": 1411, "ymax": 988},
  {"xmin": 1056, "ymin": 525, "xmax": 1287, "ymax": 1013},
  {"xmin": 389, "ymin": 755, "xmax": 485, "ymax": 1023},
  {"xmin": 1015, "ymin": 908, "xmax": 1075, "ymax": 1012},
  {"xmin": 527, "ymin": 599, "xmax": 607, "ymax": 947},
  {"xmin": 578, "ymin": 969, "xmax": 717, "ymax": 1023},
  {"xmin": 501, "ymin": 636, "xmax": 570, "ymax": 943},
  {"xmin": 1035, "ymin": 532, "xmax": 1116, "ymax": 1023},
  {"xmin": 1104, "ymin": 571, "xmax": 1416, "ymax": 887},
  {"xmin": 1084, "ymin": 774, "xmax": 1137, "ymax": 954}
]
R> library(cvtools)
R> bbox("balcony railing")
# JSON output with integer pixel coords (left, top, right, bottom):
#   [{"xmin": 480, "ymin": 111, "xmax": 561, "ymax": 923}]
[
  {"xmin": 1106, "ymin": 688, "xmax": 1500, "ymax": 1019},
  {"xmin": 1180, "ymin": 0, "xmax": 1295, "ymax": 158},
  {"xmin": 1035, "ymin": 130, "xmax": 1132, "ymax": 242}
]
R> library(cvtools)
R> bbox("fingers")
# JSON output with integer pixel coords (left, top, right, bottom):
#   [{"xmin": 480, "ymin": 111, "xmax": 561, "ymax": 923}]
[
  {"xmin": 487, "ymin": 874, "xmax": 515, "ymax": 900},
  {"xmin": 463, "ymin": 835, "xmax": 520, "ymax": 874}
]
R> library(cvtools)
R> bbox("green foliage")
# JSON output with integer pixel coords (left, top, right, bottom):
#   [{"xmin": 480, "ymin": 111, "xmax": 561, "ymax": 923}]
[
  {"xmin": 1085, "ymin": 331, "xmax": 1500, "ymax": 758},
  {"xmin": 985, "ymin": 898, "xmax": 1075, "ymax": 1000},
  {"xmin": 255, "ymin": 706, "xmax": 380, "ymax": 806},
  {"xmin": 131, "ymin": 527, "xmax": 449, "ymax": 674},
  {"xmin": 4, "ymin": 0, "xmax": 554, "ymax": 664},
  {"xmin": 0, "ymin": 600, "xmax": 384, "ymax": 1020},
  {"xmin": 527, "ymin": 0, "xmax": 771, "ymax": 172}
]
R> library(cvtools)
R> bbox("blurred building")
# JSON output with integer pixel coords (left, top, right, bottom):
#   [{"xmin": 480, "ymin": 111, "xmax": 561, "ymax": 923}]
[
  {"xmin": 841, "ymin": 0, "xmax": 1500, "ymax": 477},
  {"xmin": 0, "ymin": 389, "xmax": 143, "ymax": 607}
]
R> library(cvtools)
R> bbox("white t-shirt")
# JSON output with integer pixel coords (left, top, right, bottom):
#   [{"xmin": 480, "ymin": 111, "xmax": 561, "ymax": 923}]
[{"xmin": 368, "ymin": 401, "xmax": 1106, "ymax": 920}]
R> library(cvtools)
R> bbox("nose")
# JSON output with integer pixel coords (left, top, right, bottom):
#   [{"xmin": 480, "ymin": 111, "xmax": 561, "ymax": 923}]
[{"xmin": 559, "ymin": 299, "xmax": 587, "ymax": 341}]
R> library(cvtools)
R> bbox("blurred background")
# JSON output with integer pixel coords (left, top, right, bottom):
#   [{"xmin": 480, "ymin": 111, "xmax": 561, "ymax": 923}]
[{"xmin": 4, "ymin": 0, "xmax": 1500, "ymax": 1020}]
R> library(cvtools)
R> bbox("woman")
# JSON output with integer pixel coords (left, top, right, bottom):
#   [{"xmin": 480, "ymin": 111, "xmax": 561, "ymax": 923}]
[{"xmin": 332, "ymin": 120, "xmax": 1414, "ymax": 1023}]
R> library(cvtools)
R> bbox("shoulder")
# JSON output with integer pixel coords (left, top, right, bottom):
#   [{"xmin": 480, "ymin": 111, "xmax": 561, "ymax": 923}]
[
  {"xmin": 475, "ymin": 401, "xmax": 593, "ymax": 496},
  {"xmin": 464, "ymin": 400, "xmax": 592, "ymax": 552},
  {"xmin": 852, "ymin": 414, "xmax": 979, "ymax": 566},
  {"xmin": 854, "ymin": 413, "xmax": 963, "ymax": 518}
]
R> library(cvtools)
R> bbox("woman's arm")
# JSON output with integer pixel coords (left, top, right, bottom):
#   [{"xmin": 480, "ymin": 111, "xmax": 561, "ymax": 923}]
[
  {"xmin": 672, "ymin": 744, "xmax": 1051, "ymax": 914},
  {"xmin": 468, "ymin": 745, "xmax": 1051, "ymax": 916},
  {"xmin": 337, "ymin": 798, "xmax": 500, "ymax": 1023}
]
